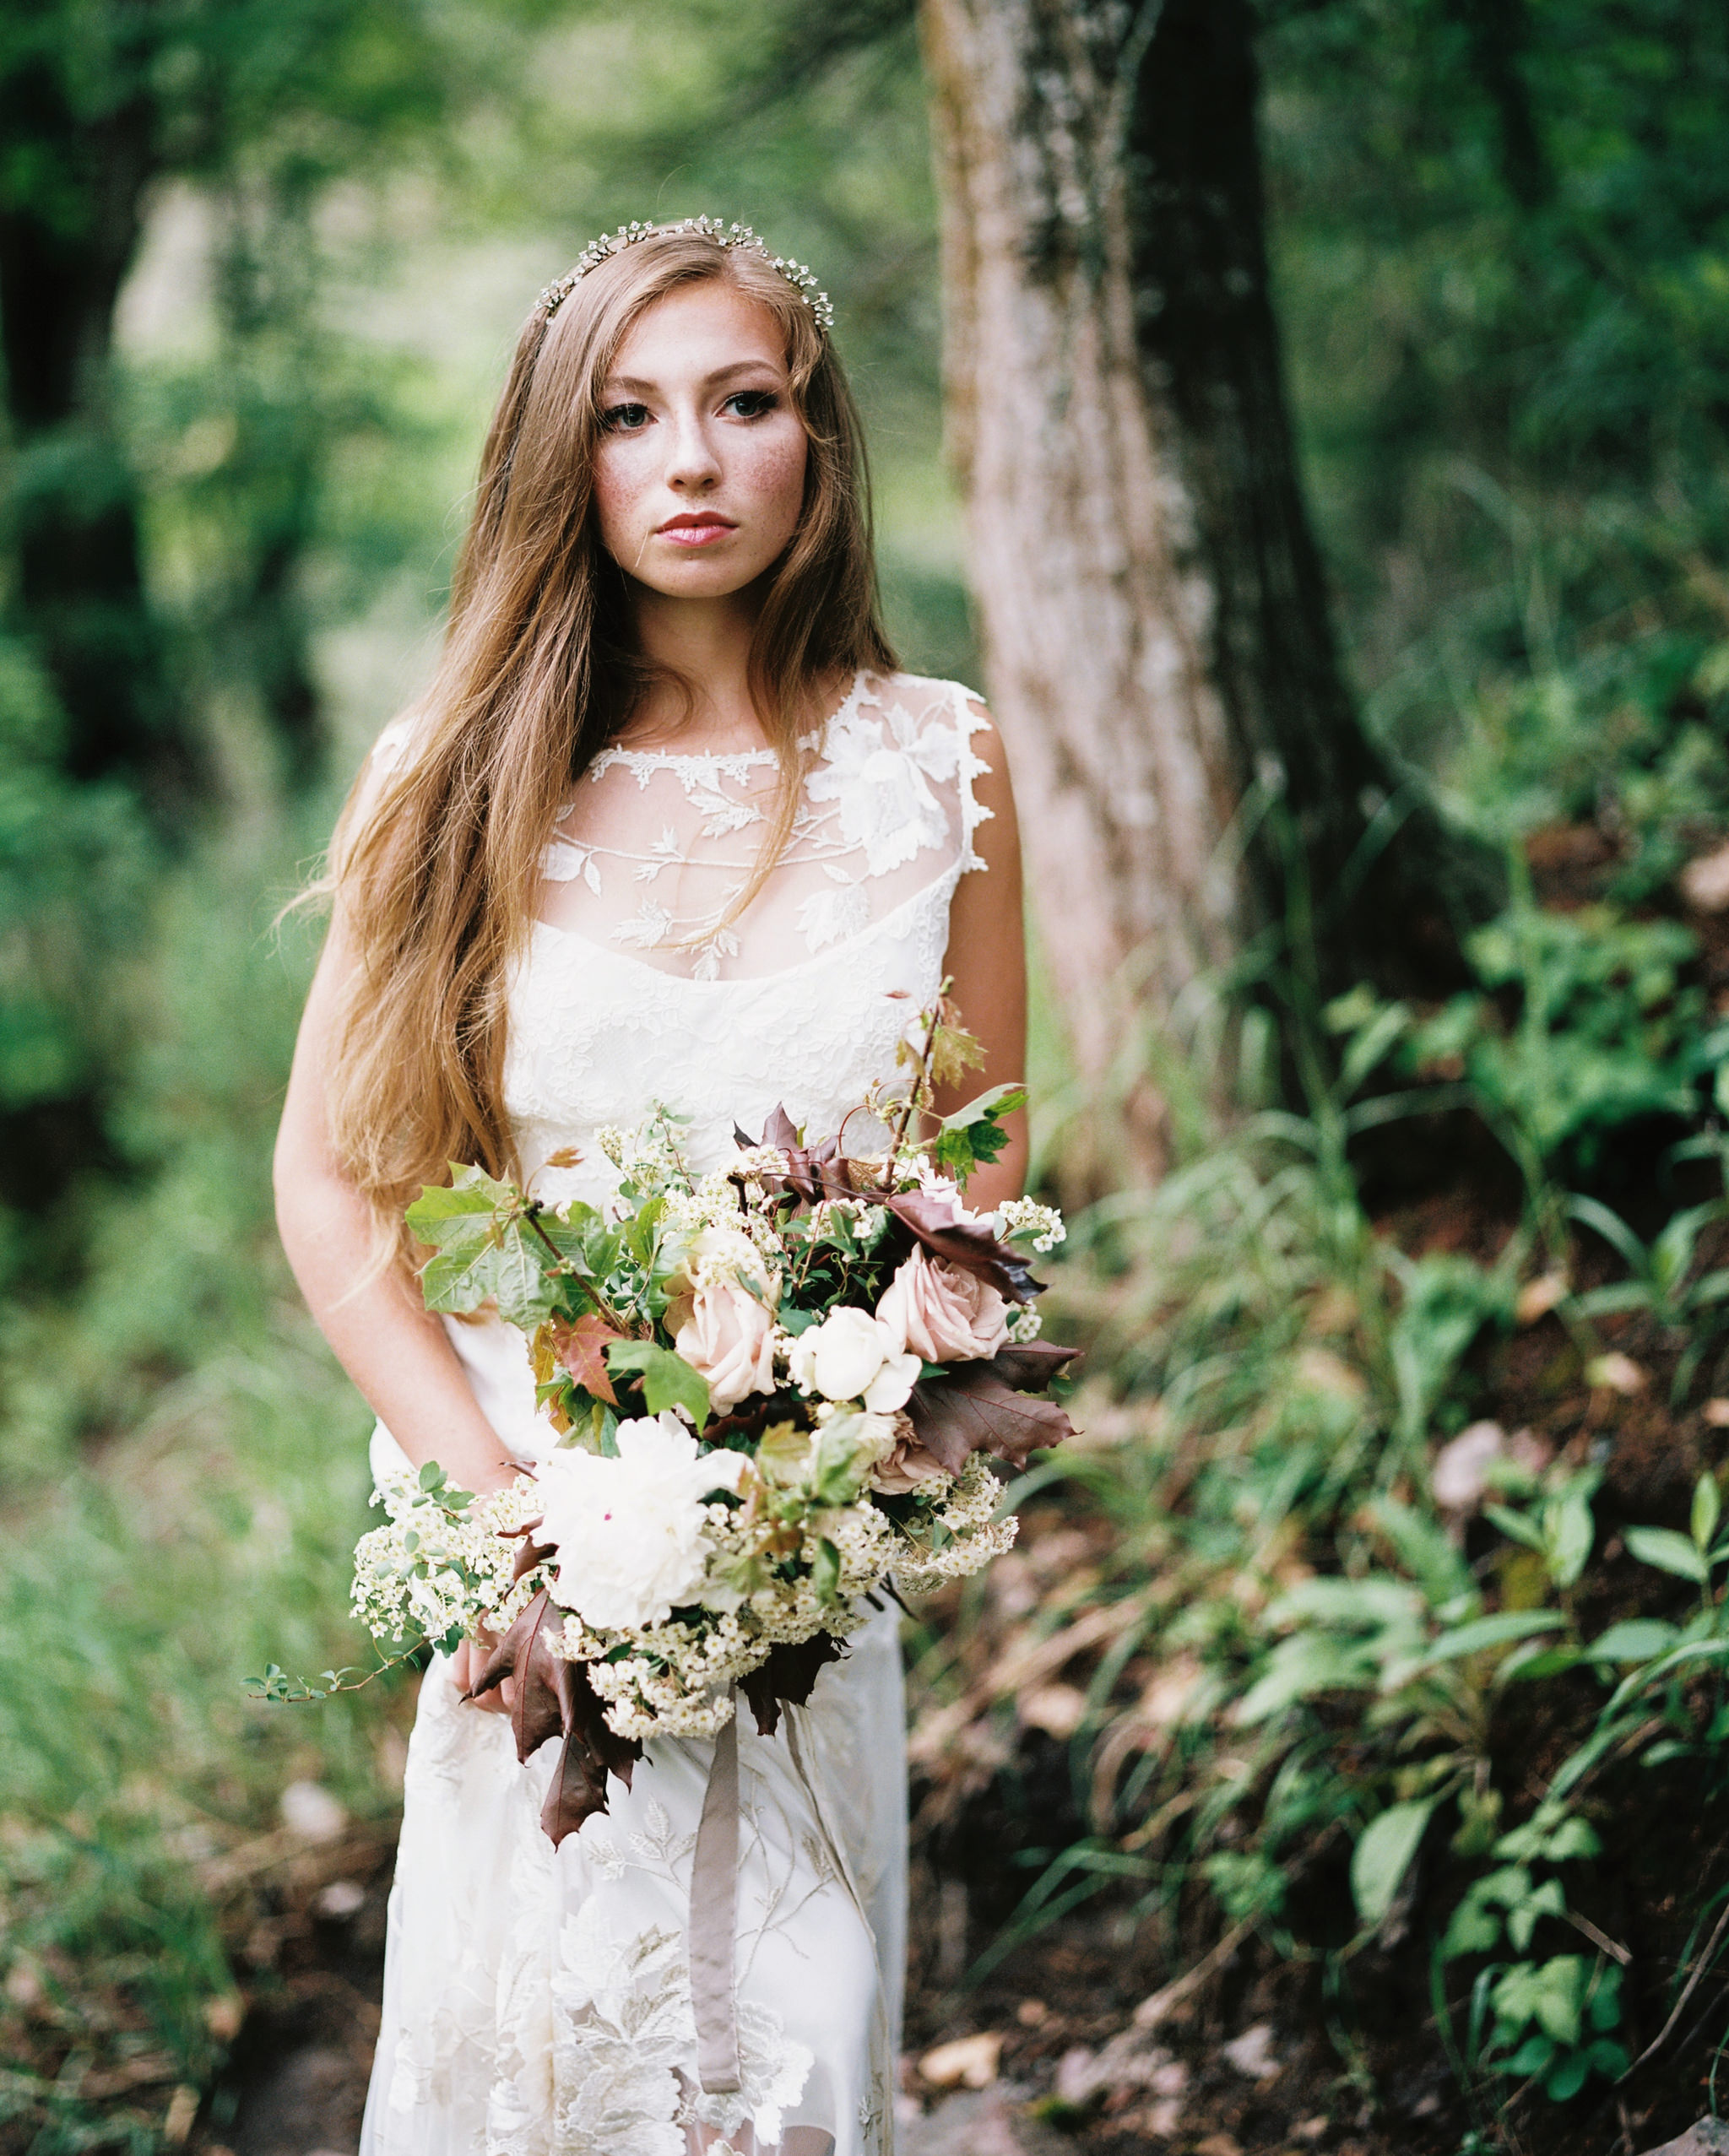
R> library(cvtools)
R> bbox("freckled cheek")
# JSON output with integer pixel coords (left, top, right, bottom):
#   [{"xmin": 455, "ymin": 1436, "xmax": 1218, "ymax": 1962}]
[
  {"xmin": 592, "ymin": 450, "xmax": 655, "ymax": 561},
  {"xmin": 734, "ymin": 426, "xmax": 808, "ymax": 540}
]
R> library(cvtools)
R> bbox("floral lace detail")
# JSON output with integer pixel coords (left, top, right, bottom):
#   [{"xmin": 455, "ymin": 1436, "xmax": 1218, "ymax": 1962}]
[
  {"xmin": 546, "ymin": 1900, "xmax": 812, "ymax": 2155},
  {"xmin": 500, "ymin": 672, "xmax": 988, "ymax": 1220},
  {"xmin": 535, "ymin": 670, "xmax": 989, "ymax": 983}
]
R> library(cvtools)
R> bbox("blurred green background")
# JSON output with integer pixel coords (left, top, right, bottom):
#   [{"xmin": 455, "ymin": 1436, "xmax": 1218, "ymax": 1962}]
[{"xmin": 3, "ymin": 0, "xmax": 1729, "ymax": 2144}]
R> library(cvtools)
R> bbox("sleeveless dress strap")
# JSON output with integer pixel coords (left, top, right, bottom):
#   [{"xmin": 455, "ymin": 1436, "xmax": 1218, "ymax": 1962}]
[{"xmin": 951, "ymin": 680, "xmax": 995, "ymax": 873}]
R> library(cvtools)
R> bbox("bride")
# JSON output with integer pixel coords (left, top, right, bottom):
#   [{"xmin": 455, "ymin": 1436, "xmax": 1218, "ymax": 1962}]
[{"xmin": 274, "ymin": 217, "xmax": 1026, "ymax": 2156}]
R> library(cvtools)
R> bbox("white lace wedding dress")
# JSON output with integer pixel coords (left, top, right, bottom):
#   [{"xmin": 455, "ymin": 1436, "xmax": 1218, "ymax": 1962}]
[{"xmin": 358, "ymin": 669, "xmax": 994, "ymax": 2156}]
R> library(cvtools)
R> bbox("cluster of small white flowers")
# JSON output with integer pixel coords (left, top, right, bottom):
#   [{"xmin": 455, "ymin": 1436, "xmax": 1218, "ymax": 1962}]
[
  {"xmin": 825, "ymin": 1498, "xmax": 898, "ymax": 1578},
  {"xmin": 662, "ymin": 1169, "xmax": 784, "ymax": 1269},
  {"xmin": 993, "ymin": 1196, "xmax": 1067, "ymax": 1253},
  {"xmin": 595, "ymin": 1113, "xmax": 689, "ymax": 1193},
  {"xmin": 747, "ymin": 1570, "xmax": 845, "ymax": 1644},
  {"xmin": 561, "ymin": 1601, "xmax": 767, "ymax": 1739},
  {"xmin": 732, "ymin": 1144, "xmax": 789, "ymax": 1183},
  {"xmin": 548, "ymin": 1482, "xmax": 892, "ymax": 1736},
  {"xmin": 351, "ymin": 1473, "xmax": 546, "ymax": 1649},
  {"xmin": 1005, "ymin": 1304, "xmax": 1044, "ymax": 1343},
  {"xmin": 852, "ymin": 1203, "xmax": 890, "ymax": 1247},
  {"xmin": 891, "ymin": 1456, "xmax": 1018, "ymax": 1596},
  {"xmin": 586, "ymin": 1656, "xmax": 739, "ymax": 1742}
]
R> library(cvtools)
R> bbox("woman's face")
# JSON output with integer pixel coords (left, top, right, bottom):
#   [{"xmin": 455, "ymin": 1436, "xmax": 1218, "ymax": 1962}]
[{"xmin": 591, "ymin": 278, "xmax": 809, "ymax": 601}]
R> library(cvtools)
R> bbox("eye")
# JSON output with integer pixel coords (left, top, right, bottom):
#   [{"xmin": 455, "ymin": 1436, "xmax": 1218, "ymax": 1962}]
[
  {"xmin": 603, "ymin": 401, "xmax": 650, "ymax": 433},
  {"xmin": 722, "ymin": 389, "xmax": 778, "ymax": 420}
]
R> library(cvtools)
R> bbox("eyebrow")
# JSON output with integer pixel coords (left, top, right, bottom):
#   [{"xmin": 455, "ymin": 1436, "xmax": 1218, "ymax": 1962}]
[{"xmin": 601, "ymin": 360, "xmax": 783, "ymax": 397}]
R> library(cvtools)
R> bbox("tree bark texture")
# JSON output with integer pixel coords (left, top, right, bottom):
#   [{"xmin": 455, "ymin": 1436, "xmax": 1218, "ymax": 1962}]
[
  {"xmin": 0, "ymin": 46, "xmax": 197, "ymax": 815},
  {"xmin": 924, "ymin": 0, "xmax": 1474, "ymax": 1173}
]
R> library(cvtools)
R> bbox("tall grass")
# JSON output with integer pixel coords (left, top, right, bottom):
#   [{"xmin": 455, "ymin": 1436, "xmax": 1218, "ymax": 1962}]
[{"xmin": 0, "ymin": 826, "xmax": 402, "ymax": 2149}]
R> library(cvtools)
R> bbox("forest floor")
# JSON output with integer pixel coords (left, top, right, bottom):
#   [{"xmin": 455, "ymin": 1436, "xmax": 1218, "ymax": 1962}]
[
  {"xmin": 190, "ymin": 1697, "xmax": 1721, "ymax": 2156},
  {"xmin": 189, "ymin": 1395, "xmax": 1723, "ymax": 2156},
  {"xmin": 183, "ymin": 1714, "xmax": 1718, "ymax": 2156}
]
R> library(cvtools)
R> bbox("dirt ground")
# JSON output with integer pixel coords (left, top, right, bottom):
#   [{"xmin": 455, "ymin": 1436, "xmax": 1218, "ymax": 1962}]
[{"xmin": 182, "ymin": 1688, "xmax": 1720, "ymax": 2156}]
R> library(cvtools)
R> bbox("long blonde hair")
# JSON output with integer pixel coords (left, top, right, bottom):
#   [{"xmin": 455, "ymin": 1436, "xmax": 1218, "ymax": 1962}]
[{"xmin": 323, "ymin": 225, "xmax": 896, "ymax": 1265}]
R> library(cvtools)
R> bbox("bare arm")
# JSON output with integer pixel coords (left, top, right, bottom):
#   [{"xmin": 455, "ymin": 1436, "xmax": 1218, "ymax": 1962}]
[
  {"xmin": 274, "ymin": 907, "xmax": 521, "ymax": 1499},
  {"xmin": 935, "ymin": 705, "xmax": 1028, "ymax": 1216}
]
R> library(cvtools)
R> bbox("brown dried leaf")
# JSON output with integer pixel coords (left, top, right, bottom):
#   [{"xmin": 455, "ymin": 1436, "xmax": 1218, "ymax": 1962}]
[
  {"xmin": 928, "ymin": 1018, "xmax": 986, "ymax": 1092},
  {"xmin": 549, "ymin": 1313, "xmax": 624, "ymax": 1406},
  {"xmin": 906, "ymin": 1361, "xmax": 1075, "ymax": 1472},
  {"xmin": 883, "ymin": 1192, "xmax": 1041, "ymax": 1303},
  {"xmin": 468, "ymin": 1590, "xmax": 639, "ymax": 1845},
  {"xmin": 540, "ymin": 1657, "xmax": 639, "ymax": 1845},
  {"xmin": 464, "ymin": 1590, "xmax": 566, "ymax": 1761},
  {"xmin": 990, "ymin": 1341, "xmax": 1081, "ymax": 1389},
  {"xmin": 502, "ymin": 1519, "xmax": 556, "ymax": 1586},
  {"xmin": 740, "ymin": 1631, "xmax": 847, "ymax": 1736},
  {"xmin": 737, "ymin": 1106, "xmax": 849, "ymax": 1205}
]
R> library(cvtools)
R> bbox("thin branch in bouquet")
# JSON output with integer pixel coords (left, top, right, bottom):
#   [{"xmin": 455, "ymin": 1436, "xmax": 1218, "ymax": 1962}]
[
  {"xmin": 246, "ymin": 1642, "xmax": 422, "ymax": 1704},
  {"xmin": 888, "ymin": 978, "xmax": 985, "ymax": 1163},
  {"xmin": 520, "ymin": 1200, "xmax": 636, "ymax": 1337},
  {"xmin": 890, "ymin": 985, "xmax": 943, "ymax": 1159}
]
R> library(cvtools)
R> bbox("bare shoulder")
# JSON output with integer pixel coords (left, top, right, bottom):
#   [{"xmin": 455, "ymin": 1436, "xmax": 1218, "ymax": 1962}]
[{"xmin": 342, "ymin": 707, "xmax": 425, "ymax": 840}]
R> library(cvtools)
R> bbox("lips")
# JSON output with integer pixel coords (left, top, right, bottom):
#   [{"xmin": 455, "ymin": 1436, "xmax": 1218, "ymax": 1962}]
[{"xmin": 656, "ymin": 512, "xmax": 736, "ymax": 549}]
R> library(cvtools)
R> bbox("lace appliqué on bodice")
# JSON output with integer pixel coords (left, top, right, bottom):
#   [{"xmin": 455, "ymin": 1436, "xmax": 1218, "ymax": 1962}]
[
  {"xmin": 536, "ymin": 669, "xmax": 988, "ymax": 983},
  {"xmin": 500, "ymin": 670, "xmax": 991, "ymax": 1214}
]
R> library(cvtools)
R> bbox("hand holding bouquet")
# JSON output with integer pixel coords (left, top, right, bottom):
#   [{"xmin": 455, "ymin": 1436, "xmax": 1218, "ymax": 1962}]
[{"xmin": 348, "ymin": 997, "xmax": 1078, "ymax": 1842}]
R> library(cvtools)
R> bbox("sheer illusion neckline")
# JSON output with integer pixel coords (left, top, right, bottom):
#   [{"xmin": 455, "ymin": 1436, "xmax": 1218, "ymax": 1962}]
[
  {"xmin": 583, "ymin": 665, "xmax": 865, "ymax": 784},
  {"xmin": 529, "ymin": 669, "xmax": 990, "ymax": 985},
  {"xmin": 526, "ymin": 849, "xmax": 963, "ymax": 983}
]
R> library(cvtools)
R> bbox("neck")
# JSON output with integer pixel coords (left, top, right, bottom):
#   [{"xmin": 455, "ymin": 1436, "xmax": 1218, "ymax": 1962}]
[{"xmin": 628, "ymin": 585, "xmax": 763, "ymax": 743}]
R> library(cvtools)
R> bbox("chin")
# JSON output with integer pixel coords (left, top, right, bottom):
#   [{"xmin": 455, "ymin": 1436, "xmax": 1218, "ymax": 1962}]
[{"xmin": 637, "ymin": 556, "xmax": 776, "ymax": 602}]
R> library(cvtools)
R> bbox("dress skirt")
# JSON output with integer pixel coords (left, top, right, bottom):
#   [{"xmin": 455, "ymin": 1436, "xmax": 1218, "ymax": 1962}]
[{"xmin": 358, "ymin": 1426, "xmax": 906, "ymax": 2156}]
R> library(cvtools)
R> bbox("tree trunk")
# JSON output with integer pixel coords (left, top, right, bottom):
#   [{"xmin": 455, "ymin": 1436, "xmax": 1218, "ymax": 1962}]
[
  {"xmin": 0, "ymin": 50, "xmax": 199, "ymax": 818},
  {"xmin": 923, "ymin": 0, "xmax": 1482, "ymax": 1175}
]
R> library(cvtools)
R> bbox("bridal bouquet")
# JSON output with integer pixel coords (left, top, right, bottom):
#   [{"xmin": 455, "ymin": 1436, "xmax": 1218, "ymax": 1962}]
[{"xmin": 349, "ymin": 998, "xmax": 1077, "ymax": 1839}]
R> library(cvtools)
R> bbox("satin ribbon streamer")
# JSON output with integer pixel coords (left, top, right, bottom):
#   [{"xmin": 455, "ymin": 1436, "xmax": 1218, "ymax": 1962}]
[
  {"xmin": 686, "ymin": 1690, "xmax": 890, "ymax": 2115},
  {"xmin": 690, "ymin": 1705, "xmax": 742, "ymax": 2094}
]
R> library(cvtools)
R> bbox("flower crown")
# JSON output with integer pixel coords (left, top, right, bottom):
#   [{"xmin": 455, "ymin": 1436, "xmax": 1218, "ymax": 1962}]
[{"xmin": 537, "ymin": 216, "xmax": 834, "ymax": 333}]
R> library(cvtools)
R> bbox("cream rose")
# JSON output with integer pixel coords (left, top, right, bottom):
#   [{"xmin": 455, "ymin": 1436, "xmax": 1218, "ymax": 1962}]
[
  {"xmin": 672, "ymin": 1280, "xmax": 778, "ymax": 1411},
  {"xmin": 876, "ymin": 1245, "xmax": 1010, "ymax": 1364},
  {"xmin": 787, "ymin": 1305, "xmax": 921, "ymax": 1411}
]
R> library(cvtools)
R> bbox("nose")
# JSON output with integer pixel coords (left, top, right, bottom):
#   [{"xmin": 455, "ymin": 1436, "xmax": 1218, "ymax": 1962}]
[{"xmin": 663, "ymin": 404, "xmax": 722, "ymax": 495}]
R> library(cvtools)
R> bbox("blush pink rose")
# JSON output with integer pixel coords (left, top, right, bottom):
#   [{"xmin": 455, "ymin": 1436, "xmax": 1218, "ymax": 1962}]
[
  {"xmin": 869, "ymin": 1414, "xmax": 949, "ymax": 1495},
  {"xmin": 672, "ymin": 1281, "xmax": 778, "ymax": 1411},
  {"xmin": 876, "ymin": 1246, "xmax": 1010, "ymax": 1364}
]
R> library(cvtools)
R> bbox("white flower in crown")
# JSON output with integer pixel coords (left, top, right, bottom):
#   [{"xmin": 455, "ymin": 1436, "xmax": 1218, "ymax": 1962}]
[
  {"xmin": 537, "ymin": 215, "xmax": 834, "ymax": 332},
  {"xmin": 805, "ymin": 696, "xmax": 959, "ymax": 878}
]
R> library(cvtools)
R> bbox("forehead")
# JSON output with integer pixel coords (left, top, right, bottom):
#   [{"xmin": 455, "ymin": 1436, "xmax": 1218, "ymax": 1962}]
[{"xmin": 607, "ymin": 277, "xmax": 789, "ymax": 383}]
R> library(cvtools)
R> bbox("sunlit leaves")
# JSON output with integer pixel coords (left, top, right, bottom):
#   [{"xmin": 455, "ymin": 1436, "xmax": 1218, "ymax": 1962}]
[
  {"xmin": 408, "ymin": 1166, "xmax": 561, "ymax": 1327},
  {"xmin": 1350, "ymin": 1796, "xmax": 1436, "ymax": 1926},
  {"xmin": 929, "ymin": 1083, "xmax": 1026, "ymax": 1178},
  {"xmin": 603, "ymin": 1340, "xmax": 710, "ymax": 1426}
]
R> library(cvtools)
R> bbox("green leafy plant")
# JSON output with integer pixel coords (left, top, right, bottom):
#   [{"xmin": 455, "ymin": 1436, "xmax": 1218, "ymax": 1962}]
[
  {"xmin": 1332, "ymin": 876, "xmax": 1707, "ymax": 1188},
  {"xmin": 973, "ymin": 978, "xmax": 1729, "ymax": 2138}
]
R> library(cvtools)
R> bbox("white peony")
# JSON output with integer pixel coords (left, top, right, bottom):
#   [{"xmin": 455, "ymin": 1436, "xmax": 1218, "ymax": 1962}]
[
  {"xmin": 787, "ymin": 1305, "xmax": 922, "ymax": 1412},
  {"xmin": 536, "ymin": 1415, "xmax": 748, "ymax": 1633}
]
